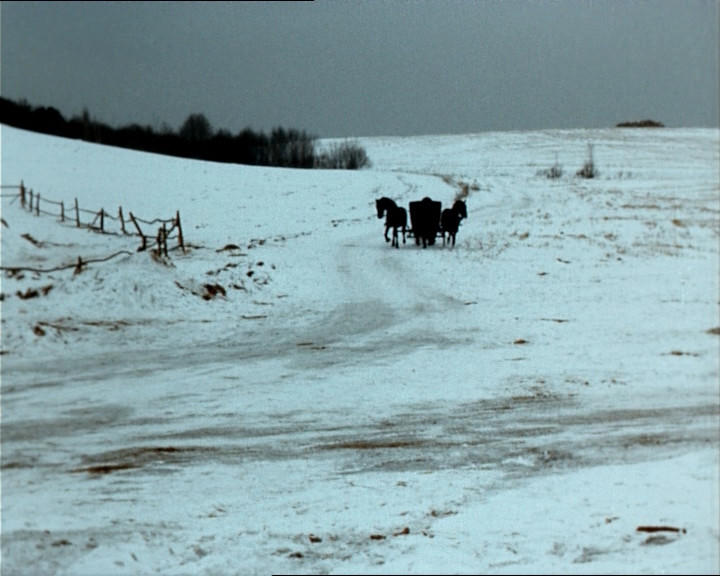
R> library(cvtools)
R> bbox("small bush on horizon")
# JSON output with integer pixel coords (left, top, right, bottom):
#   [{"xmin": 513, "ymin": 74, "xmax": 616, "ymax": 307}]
[{"xmin": 315, "ymin": 140, "xmax": 371, "ymax": 170}]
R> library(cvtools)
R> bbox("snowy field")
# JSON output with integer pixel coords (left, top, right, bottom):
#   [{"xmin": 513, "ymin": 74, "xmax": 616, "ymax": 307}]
[{"xmin": 1, "ymin": 124, "xmax": 718, "ymax": 575}]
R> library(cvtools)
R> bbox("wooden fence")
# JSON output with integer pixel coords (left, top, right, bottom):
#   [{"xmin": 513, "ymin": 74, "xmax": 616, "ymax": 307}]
[
  {"xmin": 2, "ymin": 181, "xmax": 185, "ymax": 256},
  {"xmin": 1, "ymin": 181, "xmax": 187, "ymax": 274}
]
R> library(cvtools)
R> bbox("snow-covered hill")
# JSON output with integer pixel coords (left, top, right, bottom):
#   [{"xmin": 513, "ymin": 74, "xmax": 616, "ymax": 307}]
[{"xmin": 1, "ymin": 124, "xmax": 718, "ymax": 574}]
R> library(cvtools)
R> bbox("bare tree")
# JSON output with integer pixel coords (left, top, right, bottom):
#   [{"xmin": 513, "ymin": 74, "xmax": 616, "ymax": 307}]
[{"xmin": 179, "ymin": 113, "xmax": 213, "ymax": 143}]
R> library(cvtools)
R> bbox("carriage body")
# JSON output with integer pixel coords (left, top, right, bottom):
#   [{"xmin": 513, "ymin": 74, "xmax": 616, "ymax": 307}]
[{"xmin": 409, "ymin": 198, "xmax": 442, "ymax": 246}]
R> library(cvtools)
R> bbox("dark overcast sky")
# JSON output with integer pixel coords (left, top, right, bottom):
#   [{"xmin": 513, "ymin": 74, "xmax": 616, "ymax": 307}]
[{"xmin": 1, "ymin": 0, "xmax": 718, "ymax": 138}]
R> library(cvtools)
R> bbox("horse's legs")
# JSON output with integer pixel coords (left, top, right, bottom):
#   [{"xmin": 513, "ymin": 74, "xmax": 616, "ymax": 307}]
[
  {"xmin": 384, "ymin": 224, "xmax": 390, "ymax": 243},
  {"xmin": 402, "ymin": 225, "xmax": 406, "ymax": 244}
]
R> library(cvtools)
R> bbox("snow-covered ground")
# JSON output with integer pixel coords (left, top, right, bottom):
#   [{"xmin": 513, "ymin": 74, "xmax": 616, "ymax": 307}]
[{"xmin": 1, "ymin": 124, "xmax": 718, "ymax": 575}]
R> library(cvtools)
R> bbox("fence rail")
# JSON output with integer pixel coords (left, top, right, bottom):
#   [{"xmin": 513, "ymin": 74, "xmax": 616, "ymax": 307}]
[
  {"xmin": 1, "ymin": 250, "xmax": 134, "ymax": 275},
  {"xmin": 1, "ymin": 181, "xmax": 187, "ymax": 273}
]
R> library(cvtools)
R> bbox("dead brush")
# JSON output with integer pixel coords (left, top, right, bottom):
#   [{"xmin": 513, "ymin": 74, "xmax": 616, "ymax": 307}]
[{"xmin": 576, "ymin": 143, "xmax": 598, "ymax": 179}]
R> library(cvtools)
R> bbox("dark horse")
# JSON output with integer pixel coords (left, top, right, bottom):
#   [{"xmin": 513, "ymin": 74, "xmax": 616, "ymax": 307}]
[
  {"xmin": 409, "ymin": 197, "xmax": 442, "ymax": 248},
  {"xmin": 375, "ymin": 197, "xmax": 407, "ymax": 248},
  {"xmin": 441, "ymin": 200, "xmax": 468, "ymax": 247}
]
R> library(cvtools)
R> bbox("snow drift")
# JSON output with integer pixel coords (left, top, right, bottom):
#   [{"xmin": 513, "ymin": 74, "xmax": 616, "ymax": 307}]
[{"xmin": 1, "ymin": 125, "xmax": 718, "ymax": 575}]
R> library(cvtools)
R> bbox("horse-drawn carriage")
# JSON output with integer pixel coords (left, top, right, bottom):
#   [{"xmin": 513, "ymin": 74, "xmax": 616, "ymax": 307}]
[
  {"xmin": 409, "ymin": 197, "xmax": 442, "ymax": 247},
  {"xmin": 376, "ymin": 196, "xmax": 467, "ymax": 249}
]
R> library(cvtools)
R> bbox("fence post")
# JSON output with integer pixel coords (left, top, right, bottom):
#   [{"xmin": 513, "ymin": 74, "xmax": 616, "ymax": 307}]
[
  {"xmin": 20, "ymin": 182, "xmax": 26, "ymax": 208},
  {"xmin": 29, "ymin": 190, "xmax": 34, "ymax": 213},
  {"xmin": 118, "ymin": 206, "xmax": 126, "ymax": 234},
  {"xmin": 99, "ymin": 209, "xmax": 104, "ymax": 233},
  {"xmin": 129, "ymin": 212, "xmax": 146, "ymax": 251},
  {"xmin": 75, "ymin": 198, "xmax": 80, "ymax": 227},
  {"xmin": 176, "ymin": 210, "xmax": 185, "ymax": 253},
  {"xmin": 156, "ymin": 225, "xmax": 168, "ymax": 257},
  {"xmin": 36, "ymin": 193, "xmax": 40, "ymax": 216},
  {"xmin": 60, "ymin": 201, "xmax": 65, "ymax": 222}
]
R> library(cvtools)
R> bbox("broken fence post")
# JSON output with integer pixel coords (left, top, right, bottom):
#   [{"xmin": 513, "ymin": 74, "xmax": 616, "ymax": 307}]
[
  {"xmin": 129, "ymin": 212, "xmax": 146, "ymax": 251},
  {"xmin": 118, "ymin": 206, "xmax": 126, "ymax": 234}
]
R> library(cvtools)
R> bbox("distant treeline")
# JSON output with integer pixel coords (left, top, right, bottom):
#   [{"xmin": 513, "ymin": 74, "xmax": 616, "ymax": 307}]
[
  {"xmin": 0, "ymin": 97, "xmax": 369, "ymax": 169},
  {"xmin": 616, "ymin": 119, "xmax": 665, "ymax": 128}
]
